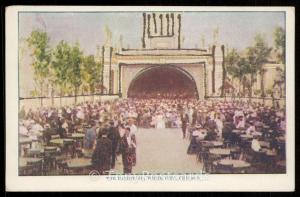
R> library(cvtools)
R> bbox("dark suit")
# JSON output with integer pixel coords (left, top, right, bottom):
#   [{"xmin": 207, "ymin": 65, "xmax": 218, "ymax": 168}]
[
  {"xmin": 181, "ymin": 113, "xmax": 189, "ymax": 138},
  {"xmin": 119, "ymin": 135, "xmax": 136, "ymax": 174},
  {"xmin": 92, "ymin": 136, "xmax": 112, "ymax": 175},
  {"xmin": 107, "ymin": 126, "xmax": 121, "ymax": 168}
]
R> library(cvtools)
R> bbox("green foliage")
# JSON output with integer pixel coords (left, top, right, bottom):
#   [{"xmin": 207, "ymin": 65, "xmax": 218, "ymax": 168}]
[
  {"xmin": 26, "ymin": 30, "xmax": 51, "ymax": 96},
  {"xmin": 225, "ymin": 48, "xmax": 240, "ymax": 72},
  {"xmin": 273, "ymin": 26, "xmax": 285, "ymax": 64},
  {"xmin": 52, "ymin": 40, "xmax": 72, "ymax": 95},
  {"xmin": 246, "ymin": 34, "xmax": 272, "ymax": 73},
  {"xmin": 246, "ymin": 34, "xmax": 272, "ymax": 97},
  {"xmin": 68, "ymin": 42, "xmax": 83, "ymax": 94},
  {"xmin": 81, "ymin": 55, "xmax": 103, "ymax": 93}
]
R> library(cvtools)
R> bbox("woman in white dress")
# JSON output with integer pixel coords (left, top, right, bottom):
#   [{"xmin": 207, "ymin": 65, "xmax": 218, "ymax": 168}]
[{"xmin": 155, "ymin": 112, "xmax": 166, "ymax": 129}]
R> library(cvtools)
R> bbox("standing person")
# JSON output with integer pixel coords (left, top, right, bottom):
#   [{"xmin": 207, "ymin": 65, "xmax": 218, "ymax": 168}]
[
  {"xmin": 57, "ymin": 119, "xmax": 66, "ymax": 138},
  {"xmin": 92, "ymin": 129, "xmax": 113, "ymax": 175},
  {"xmin": 181, "ymin": 112, "xmax": 189, "ymax": 139},
  {"xmin": 128, "ymin": 118, "xmax": 138, "ymax": 135},
  {"xmin": 119, "ymin": 127, "xmax": 136, "ymax": 174},
  {"xmin": 83, "ymin": 123, "xmax": 96, "ymax": 150},
  {"xmin": 107, "ymin": 121, "xmax": 121, "ymax": 169}
]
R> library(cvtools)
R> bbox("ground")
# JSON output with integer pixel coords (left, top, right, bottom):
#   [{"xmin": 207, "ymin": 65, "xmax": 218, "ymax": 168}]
[{"xmin": 113, "ymin": 128, "xmax": 203, "ymax": 174}]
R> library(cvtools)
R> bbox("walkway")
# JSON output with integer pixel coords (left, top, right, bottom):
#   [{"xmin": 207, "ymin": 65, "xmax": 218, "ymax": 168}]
[{"xmin": 114, "ymin": 128, "xmax": 203, "ymax": 174}]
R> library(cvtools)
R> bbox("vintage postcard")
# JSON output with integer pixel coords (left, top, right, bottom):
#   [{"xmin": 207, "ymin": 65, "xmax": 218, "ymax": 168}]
[{"xmin": 5, "ymin": 6, "xmax": 295, "ymax": 191}]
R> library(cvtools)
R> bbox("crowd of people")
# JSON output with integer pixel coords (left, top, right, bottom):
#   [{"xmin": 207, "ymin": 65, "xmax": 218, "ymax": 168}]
[
  {"xmin": 19, "ymin": 97, "xmax": 286, "ymax": 174},
  {"xmin": 128, "ymin": 90, "xmax": 197, "ymax": 99}
]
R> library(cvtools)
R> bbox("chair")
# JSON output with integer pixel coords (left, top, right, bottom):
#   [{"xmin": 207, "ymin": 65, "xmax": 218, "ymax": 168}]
[
  {"xmin": 43, "ymin": 149, "xmax": 57, "ymax": 175},
  {"xmin": 28, "ymin": 159, "xmax": 43, "ymax": 176},
  {"xmin": 230, "ymin": 147, "xmax": 241, "ymax": 160}
]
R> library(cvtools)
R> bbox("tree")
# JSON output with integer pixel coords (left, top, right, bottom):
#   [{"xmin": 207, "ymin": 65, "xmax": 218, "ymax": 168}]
[
  {"xmin": 224, "ymin": 48, "xmax": 240, "ymax": 96},
  {"xmin": 68, "ymin": 42, "xmax": 83, "ymax": 103},
  {"xmin": 52, "ymin": 40, "xmax": 72, "ymax": 105},
  {"xmin": 81, "ymin": 55, "xmax": 103, "ymax": 100},
  {"xmin": 273, "ymin": 27, "xmax": 286, "ymax": 97},
  {"xmin": 273, "ymin": 27, "xmax": 285, "ymax": 64},
  {"xmin": 227, "ymin": 57, "xmax": 251, "ymax": 98},
  {"xmin": 27, "ymin": 30, "xmax": 51, "ymax": 106},
  {"xmin": 246, "ymin": 34, "xmax": 272, "ymax": 98}
]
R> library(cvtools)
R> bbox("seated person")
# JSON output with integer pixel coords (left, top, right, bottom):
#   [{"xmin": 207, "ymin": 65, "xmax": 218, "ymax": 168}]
[{"xmin": 251, "ymin": 136, "xmax": 262, "ymax": 152}]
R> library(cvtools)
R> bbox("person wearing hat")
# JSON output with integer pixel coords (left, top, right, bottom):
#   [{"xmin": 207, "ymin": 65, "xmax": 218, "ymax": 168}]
[
  {"xmin": 43, "ymin": 123, "xmax": 55, "ymax": 145},
  {"xmin": 187, "ymin": 125, "xmax": 203, "ymax": 155},
  {"xmin": 107, "ymin": 120, "xmax": 121, "ymax": 169},
  {"xmin": 119, "ymin": 127, "xmax": 136, "ymax": 174},
  {"xmin": 92, "ymin": 128, "xmax": 113, "ymax": 175},
  {"xmin": 180, "ymin": 111, "xmax": 189, "ymax": 139}
]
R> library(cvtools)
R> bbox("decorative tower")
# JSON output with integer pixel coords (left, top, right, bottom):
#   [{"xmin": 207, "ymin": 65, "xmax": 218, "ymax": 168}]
[
  {"xmin": 212, "ymin": 27, "xmax": 224, "ymax": 96},
  {"xmin": 142, "ymin": 12, "xmax": 182, "ymax": 49},
  {"xmin": 102, "ymin": 25, "xmax": 114, "ymax": 94}
]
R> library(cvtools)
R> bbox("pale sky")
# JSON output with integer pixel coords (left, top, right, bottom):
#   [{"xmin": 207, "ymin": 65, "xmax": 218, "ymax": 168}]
[{"xmin": 19, "ymin": 11, "xmax": 285, "ymax": 55}]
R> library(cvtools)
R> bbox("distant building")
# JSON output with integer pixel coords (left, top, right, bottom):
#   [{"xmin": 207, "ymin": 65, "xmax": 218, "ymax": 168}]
[{"xmin": 19, "ymin": 12, "xmax": 285, "ymax": 100}]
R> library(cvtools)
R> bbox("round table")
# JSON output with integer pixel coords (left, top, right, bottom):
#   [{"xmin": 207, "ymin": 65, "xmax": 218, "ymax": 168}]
[
  {"xmin": 19, "ymin": 157, "xmax": 43, "ymax": 175},
  {"xmin": 19, "ymin": 137, "xmax": 33, "ymax": 145},
  {"xmin": 201, "ymin": 141, "xmax": 223, "ymax": 147},
  {"xmin": 44, "ymin": 146, "xmax": 59, "ymax": 153},
  {"xmin": 218, "ymin": 159, "xmax": 251, "ymax": 168},
  {"xmin": 71, "ymin": 133, "xmax": 85, "ymax": 139},
  {"xmin": 19, "ymin": 157, "xmax": 43, "ymax": 167},
  {"xmin": 67, "ymin": 158, "xmax": 92, "ymax": 168},
  {"xmin": 27, "ymin": 148, "xmax": 44, "ymax": 157},
  {"xmin": 209, "ymin": 148, "xmax": 231, "ymax": 156},
  {"xmin": 50, "ymin": 138, "xmax": 74, "ymax": 146},
  {"xmin": 66, "ymin": 158, "xmax": 92, "ymax": 175}
]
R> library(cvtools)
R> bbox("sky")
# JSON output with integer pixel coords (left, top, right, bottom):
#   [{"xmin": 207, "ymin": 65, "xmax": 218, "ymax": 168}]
[{"xmin": 19, "ymin": 11, "xmax": 285, "ymax": 55}]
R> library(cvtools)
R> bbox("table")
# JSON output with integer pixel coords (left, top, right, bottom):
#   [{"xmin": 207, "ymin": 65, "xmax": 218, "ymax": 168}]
[
  {"xmin": 201, "ymin": 140, "xmax": 223, "ymax": 147},
  {"xmin": 19, "ymin": 157, "xmax": 43, "ymax": 167},
  {"xmin": 50, "ymin": 138, "xmax": 74, "ymax": 146},
  {"xmin": 19, "ymin": 137, "xmax": 33, "ymax": 156},
  {"xmin": 67, "ymin": 158, "xmax": 92, "ymax": 169},
  {"xmin": 218, "ymin": 159, "xmax": 251, "ymax": 168},
  {"xmin": 209, "ymin": 148, "xmax": 231, "ymax": 156},
  {"xmin": 19, "ymin": 157, "xmax": 43, "ymax": 175},
  {"xmin": 65, "ymin": 158, "xmax": 92, "ymax": 175},
  {"xmin": 71, "ymin": 133, "xmax": 85, "ymax": 139},
  {"xmin": 44, "ymin": 146, "xmax": 58, "ymax": 152},
  {"xmin": 19, "ymin": 137, "xmax": 33, "ymax": 145}
]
